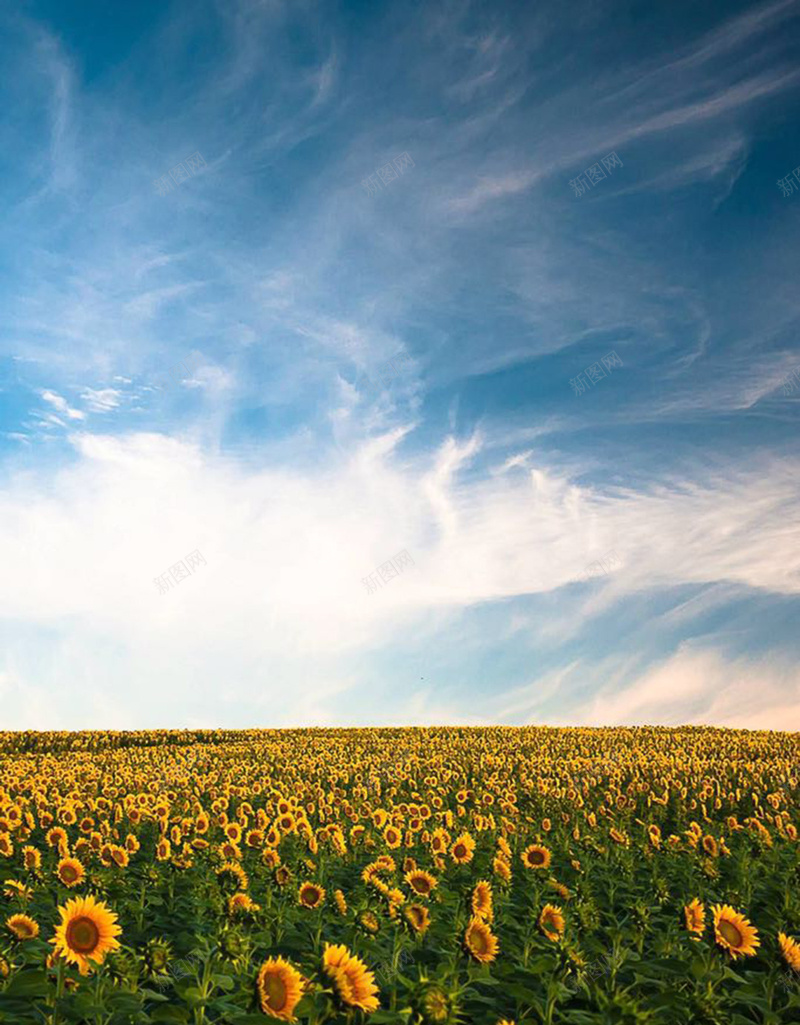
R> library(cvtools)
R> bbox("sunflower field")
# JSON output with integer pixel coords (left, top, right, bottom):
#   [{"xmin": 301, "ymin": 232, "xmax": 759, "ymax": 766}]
[{"xmin": 0, "ymin": 726, "xmax": 799, "ymax": 1025}]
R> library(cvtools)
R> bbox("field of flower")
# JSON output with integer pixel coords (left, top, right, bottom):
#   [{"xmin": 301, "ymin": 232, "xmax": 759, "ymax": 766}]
[{"xmin": 0, "ymin": 725, "xmax": 799, "ymax": 1024}]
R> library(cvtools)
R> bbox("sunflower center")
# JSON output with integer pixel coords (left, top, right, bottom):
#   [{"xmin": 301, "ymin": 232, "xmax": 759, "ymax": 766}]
[
  {"xmin": 62, "ymin": 865, "xmax": 78, "ymax": 882},
  {"xmin": 719, "ymin": 920, "xmax": 743, "ymax": 947},
  {"xmin": 530, "ymin": 852, "xmax": 544, "ymax": 864},
  {"xmin": 66, "ymin": 916, "xmax": 100, "ymax": 953},
  {"xmin": 264, "ymin": 972, "xmax": 288, "ymax": 1011},
  {"xmin": 454, "ymin": 844, "xmax": 466, "ymax": 858},
  {"xmin": 469, "ymin": 927, "xmax": 488, "ymax": 953},
  {"xmin": 414, "ymin": 878, "xmax": 430, "ymax": 893}
]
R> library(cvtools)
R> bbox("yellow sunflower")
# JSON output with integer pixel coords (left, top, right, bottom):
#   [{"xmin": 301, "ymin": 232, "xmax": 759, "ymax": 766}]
[
  {"xmin": 57, "ymin": 857, "xmax": 86, "ymax": 888},
  {"xmin": 228, "ymin": 892, "xmax": 260, "ymax": 915},
  {"xmin": 683, "ymin": 898, "xmax": 705, "ymax": 937},
  {"xmin": 51, "ymin": 895, "xmax": 122, "ymax": 974},
  {"xmin": 464, "ymin": 916, "xmax": 499, "ymax": 963},
  {"xmin": 3, "ymin": 880, "xmax": 32, "ymax": 901},
  {"xmin": 405, "ymin": 869, "xmax": 437, "ymax": 898},
  {"xmin": 256, "ymin": 957, "xmax": 304, "ymax": 1022},
  {"xmin": 471, "ymin": 880, "xmax": 494, "ymax": 921},
  {"xmin": 702, "ymin": 835, "xmax": 719, "ymax": 858},
  {"xmin": 22, "ymin": 846, "xmax": 41, "ymax": 870},
  {"xmin": 298, "ymin": 882, "xmax": 325, "ymax": 909},
  {"xmin": 711, "ymin": 905, "xmax": 760, "ymax": 960},
  {"xmin": 404, "ymin": 903, "xmax": 431, "ymax": 934},
  {"xmin": 322, "ymin": 943, "xmax": 380, "ymax": 1013},
  {"xmin": 538, "ymin": 903, "xmax": 565, "ymax": 941},
  {"xmin": 6, "ymin": 914, "xmax": 39, "ymax": 940},
  {"xmin": 450, "ymin": 832, "xmax": 476, "ymax": 865},
  {"xmin": 521, "ymin": 843, "xmax": 551, "ymax": 870},
  {"xmin": 493, "ymin": 855, "xmax": 512, "ymax": 882},
  {"xmin": 333, "ymin": 889, "xmax": 348, "ymax": 916},
  {"xmin": 778, "ymin": 932, "xmax": 800, "ymax": 972}
]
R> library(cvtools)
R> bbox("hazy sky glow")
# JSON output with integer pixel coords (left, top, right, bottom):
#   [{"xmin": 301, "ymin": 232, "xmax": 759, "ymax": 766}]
[{"xmin": 1, "ymin": 0, "xmax": 799, "ymax": 729}]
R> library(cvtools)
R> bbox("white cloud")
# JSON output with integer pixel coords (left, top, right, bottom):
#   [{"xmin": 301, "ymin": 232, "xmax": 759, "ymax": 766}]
[
  {"xmin": 0, "ymin": 428, "xmax": 796, "ymax": 726},
  {"xmin": 573, "ymin": 647, "xmax": 800, "ymax": 731},
  {"xmin": 80, "ymin": 388, "xmax": 121, "ymax": 413},
  {"xmin": 39, "ymin": 389, "xmax": 85, "ymax": 420}
]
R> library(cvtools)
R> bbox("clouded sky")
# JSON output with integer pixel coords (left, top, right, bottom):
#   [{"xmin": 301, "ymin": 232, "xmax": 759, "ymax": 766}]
[{"xmin": 1, "ymin": 0, "xmax": 799, "ymax": 730}]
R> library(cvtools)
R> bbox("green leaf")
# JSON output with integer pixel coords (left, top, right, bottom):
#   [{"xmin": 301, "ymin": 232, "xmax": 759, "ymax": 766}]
[{"xmin": 0, "ymin": 970, "xmax": 50, "ymax": 998}]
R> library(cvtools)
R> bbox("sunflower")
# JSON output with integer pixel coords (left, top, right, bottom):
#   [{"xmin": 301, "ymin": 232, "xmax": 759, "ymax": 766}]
[
  {"xmin": 359, "ymin": 910, "xmax": 380, "ymax": 934},
  {"xmin": 22, "ymin": 845, "xmax": 41, "ymax": 870},
  {"xmin": 47, "ymin": 827, "xmax": 68, "ymax": 849},
  {"xmin": 548, "ymin": 879, "xmax": 572, "ymax": 901},
  {"xmin": 702, "ymin": 835, "xmax": 719, "ymax": 857},
  {"xmin": 464, "ymin": 916, "xmax": 499, "ymax": 963},
  {"xmin": 333, "ymin": 889, "xmax": 348, "ymax": 915},
  {"xmin": 3, "ymin": 879, "xmax": 32, "ymax": 901},
  {"xmin": 144, "ymin": 936, "xmax": 173, "ymax": 980},
  {"xmin": 405, "ymin": 869, "xmax": 437, "ymax": 898},
  {"xmin": 298, "ymin": 882, "xmax": 325, "ymax": 909},
  {"xmin": 538, "ymin": 904, "xmax": 565, "ymax": 941},
  {"xmin": 156, "ymin": 839, "xmax": 171, "ymax": 861},
  {"xmin": 57, "ymin": 857, "xmax": 86, "ymax": 888},
  {"xmin": 405, "ymin": 903, "xmax": 431, "ymax": 934},
  {"xmin": 322, "ymin": 943, "xmax": 380, "ymax": 1013},
  {"xmin": 779, "ymin": 932, "xmax": 800, "ymax": 972},
  {"xmin": 450, "ymin": 832, "xmax": 476, "ymax": 865},
  {"xmin": 521, "ymin": 844, "xmax": 551, "ymax": 870},
  {"xmin": 6, "ymin": 914, "xmax": 39, "ymax": 940},
  {"xmin": 711, "ymin": 905, "xmax": 760, "ymax": 959},
  {"xmin": 216, "ymin": 860, "xmax": 249, "ymax": 890},
  {"xmin": 383, "ymin": 825, "xmax": 402, "ymax": 849},
  {"xmin": 472, "ymin": 880, "xmax": 494, "ymax": 921},
  {"xmin": 228, "ymin": 892, "xmax": 260, "ymax": 915},
  {"xmin": 263, "ymin": 847, "xmax": 281, "ymax": 869},
  {"xmin": 109, "ymin": 846, "xmax": 129, "ymax": 868},
  {"xmin": 416, "ymin": 983, "xmax": 457, "ymax": 1024},
  {"xmin": 684, "ymin": 898, "xmax": 705, "ymax": 936},
  {"xmin": 51, "ymin": 895, "xmax": 122, "ymax": 975},
  {"xmin": 256, "ymin": 957, "xmax": 305, "ymax": 1022},
  {"xmin": 493, "ymin": 855, "xmax": 512, "ymax": 882}
]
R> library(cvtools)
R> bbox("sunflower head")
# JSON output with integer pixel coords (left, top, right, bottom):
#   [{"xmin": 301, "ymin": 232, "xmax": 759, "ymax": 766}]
[
  {"xmin": 464, "ymin": 916, "xmax": 499, "ymax": 963},
  {"xmin": 51, "ymin": 895, "xmax": 122, "ymax": 975},
  {"xmin": 322, "ymin": 943, "xmax": 380, "ymax": 1013},
  {"xmin": 256, "ymin": 956, "xmax": 305, "ymax": 1022},
  {"xmin": 298, "ymin": 882, "xmax": 325, "ymax": 909},
  {"xmin": 471, "ymin": 880, "xmax": 494, "ymax": 921},
  {"xmin": 144, "ymin": 936, "xmax": 174, "ymax": 978},
  {"xmin": 521, "ymin": 843, "xmax": 551, "ymax": 870},
  {"xmin": 538, "ymin": 903, "xmax": 565, "ymax": 941},
  {"xmin": 450, "ymin": 832, "xmax": 476, "ymax": 865},
  {"xmin": 57, "ymin": 857, "xmax": 86, "ymax": 889},
  {"xmin": 778, "ymin": 932, "xmax": 800, "ymax": 972},
  {"xmin": 359, "ymin": 910, "xmax": 380, "ymax": 934},
  {"xmin": 6, "ymin": 914, "xmax": 39, "ymax": 940},
  {"xmin": 711, "ymin": 904, "xmax": 760, "ymax": 960},
  {"xmin": 405, "ymin": 903, "xmax": 431, "ymax": 934},
  {"xmin": 415, "ymin": 982, "xmax": 459, "ymax": 1024},
  {"xmin": 406, "ymin": 869, "xmax": 437, "ymax": 897},
  {"xmin": 683, "ymin": 898, "xmax": 705, "ymax": 936}
]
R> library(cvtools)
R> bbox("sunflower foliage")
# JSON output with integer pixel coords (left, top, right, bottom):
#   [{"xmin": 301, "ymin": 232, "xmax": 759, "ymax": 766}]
[{"xmin": 0, "ymin": 726, "xmax": 797, "ymax": 1022}]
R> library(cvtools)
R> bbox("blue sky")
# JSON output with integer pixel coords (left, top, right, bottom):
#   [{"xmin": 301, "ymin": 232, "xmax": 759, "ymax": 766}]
[{"xmin": 1, "ymin": 0, "xmax": 799, "ymax": 730}]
